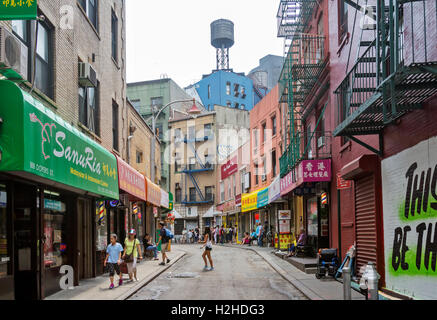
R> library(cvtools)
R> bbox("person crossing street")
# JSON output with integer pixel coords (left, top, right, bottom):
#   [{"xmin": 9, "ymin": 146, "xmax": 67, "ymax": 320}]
[{"xmin": 157, "ymin": 221, "xmax": 171, "ymax": 266}]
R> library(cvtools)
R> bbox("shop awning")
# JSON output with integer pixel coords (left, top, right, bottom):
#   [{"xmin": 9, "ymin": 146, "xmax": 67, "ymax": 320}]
[
  {"xmin": 0, "ymin": 80, "xmax": 119, "ymax": 199},
  {"xmin": 145, "ymin": 177, "xmax": 161, "ymax": 207},
  {"xmin": 268, "ymin": 176, "xmax": 281, "ymax": 204},
  {"xmin": 115, "ymin": 155, "xmax": 146, "ymax": 202},
  {"xmin": 203, "ymin": 206, "xmax": 223, "ymax": 218},
  {"xmin": 161, "ymin": 189, "xmax": 169, "ymax": 209}
]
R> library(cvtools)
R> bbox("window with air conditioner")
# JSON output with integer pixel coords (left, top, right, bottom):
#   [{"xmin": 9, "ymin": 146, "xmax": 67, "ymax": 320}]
[{"xmin": 1, "ymin": 24, "xmax": 28, "ymax": 81}]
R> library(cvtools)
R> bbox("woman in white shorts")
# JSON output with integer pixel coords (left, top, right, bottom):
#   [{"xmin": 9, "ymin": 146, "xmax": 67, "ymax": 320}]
[{"xmin": 123, "ymin": 229, "xmax": 142, "ymax": 282}]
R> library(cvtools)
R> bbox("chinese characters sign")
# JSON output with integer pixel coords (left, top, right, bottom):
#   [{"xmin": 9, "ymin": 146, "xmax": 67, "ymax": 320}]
[
  {"xmin": 116, "ymin": 156, "xmax": 146, "ymax": 202},
  {"xmin": 241, "ymin": 187, "xmax": 269, "ymax": 213},
  {"xmin": 281, "ymin": 159, "xmax": 332, "ymax": 196},
  {"xmin": 0, "ymin": 0, "xmax": 37, "ymax": 20},
  {"xmin": 382, "ymin": 136, "xmax": 437, "ymax": 300},
  {"xmin": 146, "ymin": 177, "xmax": 161, "ymax": 207},
  {"xmin": 221, "ymin": 156, "xmax": 238, "ymax": 180},
  {"xmin": 0, "ymin": 81, "xmax": 119, "ymax": 199}
]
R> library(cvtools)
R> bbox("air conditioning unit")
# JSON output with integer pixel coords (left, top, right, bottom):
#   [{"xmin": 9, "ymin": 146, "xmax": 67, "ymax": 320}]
[
  {"xmin": 318, "ymin": 136, "xmax": 326, "ymax": 148},
  {"xmin": 0, "ymin": 27, "xmax": 28, "ymax": 80},
  {"xmin": 78, "ymin": 62, "xmax": 97, "ymax": 87}
]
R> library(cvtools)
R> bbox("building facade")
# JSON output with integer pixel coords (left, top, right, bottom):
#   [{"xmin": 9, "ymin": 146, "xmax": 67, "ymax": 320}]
[
  {"xmin": 192, "ymin": 70, "xmax": 255, "ymax": 112},
  {"xmin": 127, "ymin": 78, "xmax": 194, "ymax": 191}
]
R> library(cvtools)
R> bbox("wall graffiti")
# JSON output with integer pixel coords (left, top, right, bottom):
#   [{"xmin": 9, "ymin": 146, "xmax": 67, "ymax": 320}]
[{"xmin": 382, "ymin": 135, "xmax": 437, "ymax": 299}]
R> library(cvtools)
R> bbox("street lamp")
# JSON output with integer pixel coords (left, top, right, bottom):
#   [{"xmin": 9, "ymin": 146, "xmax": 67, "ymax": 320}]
[{"xmin": 150, "ymin": 99, "xmax": 204, "ymax": 184}]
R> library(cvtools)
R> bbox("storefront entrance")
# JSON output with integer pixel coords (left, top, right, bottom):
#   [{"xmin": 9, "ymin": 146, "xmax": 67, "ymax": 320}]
[
  {"xmin": 305, "ymin": 195, "xmax": 330, "ymax": 250},
  {"xmin": 76, "ymin": 199, "xmax": 93, "ymax": 281},
  {"xmin": 13, "ymin": 183, "xmax": 40, "ymax": 300}
]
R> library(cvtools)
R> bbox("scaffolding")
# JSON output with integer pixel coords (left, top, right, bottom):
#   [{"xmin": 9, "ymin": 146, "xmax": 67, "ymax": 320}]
[{"xmin": 334, "ymin": 0, "xmax": 437, "ymax": 141}]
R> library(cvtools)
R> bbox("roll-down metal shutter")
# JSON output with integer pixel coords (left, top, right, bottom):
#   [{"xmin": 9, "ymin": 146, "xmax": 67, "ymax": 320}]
[{"xmin": 355, "ymin": 174, "xmax": 377, "ymax": 276}]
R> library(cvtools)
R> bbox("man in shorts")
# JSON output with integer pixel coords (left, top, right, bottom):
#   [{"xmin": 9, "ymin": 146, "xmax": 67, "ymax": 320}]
[{"xmin": 158, "ymin": 221, "xmax": 171, "ymax": 266}]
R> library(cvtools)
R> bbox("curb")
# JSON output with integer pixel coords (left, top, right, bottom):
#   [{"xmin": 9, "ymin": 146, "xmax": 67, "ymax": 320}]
[
  {"xmin": 222, "ymin": 245, "xmax": 323, "ymax": 300},
  {"xmin": 116, "ymin": 250, "xmax": 187, "ymax": 300}
]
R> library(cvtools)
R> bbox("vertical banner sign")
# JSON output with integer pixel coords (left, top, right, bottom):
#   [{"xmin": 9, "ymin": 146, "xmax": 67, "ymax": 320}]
[
  {"xmin": 382, "ymin": 136, "xmax": 437, "ymax": 300},
  {"xmin": 0, "ymin": 0, "xmax": 38, "ymax": 20}
]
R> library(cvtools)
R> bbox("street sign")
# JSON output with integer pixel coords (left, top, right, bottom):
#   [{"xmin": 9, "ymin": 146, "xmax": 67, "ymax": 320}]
[
  {"xmin": 337, "ymin": 173, "xmax": 352, "ymax": 190},
  {"xmin": 0, "ymin": 0, "xmax": 38, "ymax": 20}
]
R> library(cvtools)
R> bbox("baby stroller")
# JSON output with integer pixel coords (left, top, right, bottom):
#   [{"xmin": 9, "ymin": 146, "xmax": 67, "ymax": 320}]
[{"xmin": 315, "ymin": 248, "xmax": 339, "ymax": 279}]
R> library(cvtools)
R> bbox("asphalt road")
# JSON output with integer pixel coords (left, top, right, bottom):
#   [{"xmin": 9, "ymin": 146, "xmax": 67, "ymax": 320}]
[{"xmin": 128, "ymin": 244, "xmax": 307, "ymax": 300}]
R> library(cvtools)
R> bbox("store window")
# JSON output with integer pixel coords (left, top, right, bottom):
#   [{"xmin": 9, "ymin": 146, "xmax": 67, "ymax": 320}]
[
  {"xmin": 95, "ymin": 201, "xmax": 107, "ymax": 252},
  {"xmin": 0, "ymin": 184, "xmax": 9, "ymax": 279},
  {"xmin": 306, "ymin": 197, "xmax": 318, "ymax": 237},
  {"xmin": 43, "ymin": 190, "xmax": 68, "ymax": 270}
]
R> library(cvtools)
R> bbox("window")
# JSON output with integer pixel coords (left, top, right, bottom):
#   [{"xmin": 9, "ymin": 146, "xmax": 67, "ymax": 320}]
[
  {"xmin": 241, "ymin": 86, "xmax": 246, "ymax": 98},
  {"xmin": 156, "ymin": 124, "xmax": 163, "ymax": 140},
  {"xmin": 175, "ymin": 128, "xmax": 182, "ymax": 145},
  {"xmin": 112, "ymin": 101, "xmax": 119, "ymax": 151},
  {"xmin": 272, "ymin": 116, "xmax": 277, "ymax": 136},
  {"xmin": 220, "ymin": 182, "xmax": 225, "ymax": 202},
  {"xmin": 188, "ymin": 126, "xmax": 196, "ymax": 140},
  {"xmin": 175, "ymin": 158, "xmax": 182, "ymax": 172},
  {"xmin": 255, "ymin": 164, "xmax": 259, "ymax": 185},
  {"xmin": 136, "ymin": 151, "xmax": 143, "ymax": 164},
  {"xmin": 262, "ymin": 123, "xmax": 267, "ymax": 144},
  {"xmin": 317, "ymin": 15, "xmax": 324, "ymax": 62},
  {"xmin": 79, "ymin": 83, "xmax": 100, "ymax": 135},
  {"xmin": 339, "ymin": 0, "xmax": 348, "ymax": 40},
  {"xmin": 189, "ymin": 188, "xmax": 196, "ymax": 203},
  {"xmin": 272, "ymin": 150, "xmax": 277, "ymax": 177},
  {"xmin": 12, "ymin": 20, "xmax": 53, "ymax": 98},
  {"xmin": 228, "ymin": 178, "xmax": 232, "ymax": 200},
  {"xmin": 226, "ymin": 82, "xmax": 231, "ymax": 95},
  {"xmin": 0, "ymin": 184, "xmax": 9, "ymax": 279},
  {"xmin": 234, "ymin": 103, "xmax": 239, "ymax": 109},
  {"xmin": 208, "ymin": 85, "xmax": 211, "ymax": 99},
  {"xmin": 262, "ymin": 156, "xmax": 267, "ymax": 181},
  {"xmin": 253, "ymin": 129, "xmax": 259, "ymax": 150},
  {"xmin": 241, "ymin": 170, "xmax": 245, "ymax": 194},
  {"xmin": 151, "ymin": 97, "xmax": 163, "ymax": 114},
  {"xmin": 78, "ymin": 0, "xmax": 98, "ymax": 30},
  {"xmin": 111, "ymin": 9, "xmax": 118, "ymax": 62},
  {"xmin": 131, "ymin": 99, "xmax": 141, "ymax": 110},
  {"xmin": 305, "ymin": 125, "xmax": 313, "ymax": 158},
  {"xmin": 232, "ymin": 175, "xmax": 236, "ymax": 198},
  {"xmin": 241, "ymin": 104, "xmax": 246, "ymax": 110},
  {"xmin": 189, "ymin": 157, "xmax": 196, "ymax": 171},
  {"xmin": 234, "ymin": 84, "xmax": 240, "ymax": 97},
  {"xmin": 226, "ymin": 101, "xmax": 231, "ymax": 108},
  {"xmin": 175, "ymin": 186, "xmax": 182, "ymax": 203},
  {"xmin": 204, "ymin": 124, "xmax": 212, "ymax": 138},
  {"xmin": 205, "ymin": 187, "xmax": 213, "ymax": 201}
]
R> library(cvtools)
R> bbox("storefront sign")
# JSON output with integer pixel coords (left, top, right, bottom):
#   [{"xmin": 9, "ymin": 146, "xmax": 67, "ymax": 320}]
[
  {"xmin": 223, "ymin": 200, "xmax": 236, "ymax": 213},
  {"xmin": 221, "ymin": 156, "xmax": 238, "ymax": 180},
  {"xmin": 44, "ymin": 199, "xmax": 63, "ymax": 211},
  {"xmin": 0, "ymin": 0, "xmax": 37, "ymax": 20},
  {"xmin": 382, "ymin": 136, "xmax": 437, "ymax": 300},
  {"xmin": 235, "ymin": 194, "xmax": 242, "ymax": 207},
  {"xmin": 278, "ymin": 210, "xmax": 292, "ymax": 220},
  {"xmin": 268, "ymin": 176, "xmax": 281, "ymax": 204},
  {"xmin": 146, "ymin": 177, "xmax": 161, "ymax": 207},
  {"xmin": 257, "ymin": 188, "xmax": 269, "ymax": 208},
  {"xmin": 337, "ymin": 173, "xmax": 352, "ymax": 190},
  {"xmin": 161, "ymin": 189, "xmax": 169, "ymax": 209},
  {"xmin": 116, "ymin": 156, "xmax": 146, "ymax": 201},
  {"xmin": 279, "ymin": 220, "xmax": 291, "ymax": 234},
  {"xmin": 281, "ymin": 160, "xmax": 332, "ymax": 196},
  {"xmin": 0, "ymin": 81, "xmax": 119, "ymax": 199}
]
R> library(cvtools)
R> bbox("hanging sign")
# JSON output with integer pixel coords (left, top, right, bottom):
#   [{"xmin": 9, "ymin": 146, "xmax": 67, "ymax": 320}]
[
  {"xmin": 337, "ymin": 173, "xmax": 352, "ymax": 190},
  {"xmin": 0, "ymin": 0, "xmax": 37, "ymax": 20}
]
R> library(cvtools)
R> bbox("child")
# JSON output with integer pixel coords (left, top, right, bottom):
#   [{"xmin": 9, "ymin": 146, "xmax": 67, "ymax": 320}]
[{"xmin": 104, "ymin": 234, "xmax": 124, "ymax": 289}]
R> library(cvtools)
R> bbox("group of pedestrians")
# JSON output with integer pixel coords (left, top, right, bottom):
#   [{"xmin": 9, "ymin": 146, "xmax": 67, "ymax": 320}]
[
  {"xmin": 181, "ymin": 227, "xmax": 200, "ymax": 244},
  {"xmin": 211, "ymin": 225, "xmax": 236, "ymax": 245},
  {"xmin": 103, "ymin": 221, "xmax": 173, "ymax": 290},
  {"xmin": 241, "ymin": 221, "xmax": 271, "ymax": 247}
]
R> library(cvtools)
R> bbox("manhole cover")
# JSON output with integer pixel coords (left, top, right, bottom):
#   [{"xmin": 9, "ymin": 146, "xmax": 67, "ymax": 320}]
[{"xmin": 167, "ymin": 272, "xmax": 199, "ymax": 279}]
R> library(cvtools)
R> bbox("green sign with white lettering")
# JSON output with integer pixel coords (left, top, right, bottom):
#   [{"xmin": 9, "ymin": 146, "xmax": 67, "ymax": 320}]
[
  {"xmin": 0, "ymin": 0, "xmax": 37, "ymax": 20},
  {"xmin": 0, "ymin": 80, "xmax": 119, "ymax": 199}
]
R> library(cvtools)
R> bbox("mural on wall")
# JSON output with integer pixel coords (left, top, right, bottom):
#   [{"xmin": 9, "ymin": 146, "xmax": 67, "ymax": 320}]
[{"xmin": 382, "ymin": 136, "xmax": 437, "ymax": 300}]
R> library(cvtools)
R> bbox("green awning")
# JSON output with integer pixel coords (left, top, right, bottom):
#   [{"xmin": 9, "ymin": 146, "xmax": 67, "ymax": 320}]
[
  {"xmin": 0, "ymin": 80, "xmax": 119, "ymax": 199},
  {"xmin": 0, "ymin": 0, "xmax": 37, "ymax": 20}
]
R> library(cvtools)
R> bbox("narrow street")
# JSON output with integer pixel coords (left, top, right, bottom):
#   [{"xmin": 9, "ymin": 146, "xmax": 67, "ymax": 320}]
[{"xmin": 128, "ymin": 245, "xmax": 307, "ymax": 300}]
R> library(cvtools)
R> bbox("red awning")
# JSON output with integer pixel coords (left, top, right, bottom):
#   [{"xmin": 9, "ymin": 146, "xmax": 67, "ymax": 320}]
[
  {"xmin": 340, "ymin": 154, "xmax": 379, "ymax": 180},
  {"xmin": 115, "ymin": 155, "xmax": 146, "ymax": 202}
]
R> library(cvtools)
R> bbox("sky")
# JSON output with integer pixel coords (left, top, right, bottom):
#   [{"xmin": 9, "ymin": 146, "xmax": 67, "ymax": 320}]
[{"xmin": 126, "ymin": 0, "xmax": 284, "ymax": 88}]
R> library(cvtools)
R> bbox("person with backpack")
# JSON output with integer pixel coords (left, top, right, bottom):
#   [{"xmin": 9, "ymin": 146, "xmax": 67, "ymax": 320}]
[
  {"xmin": 123, "ymin": 229, "xmax": 142, "ymax": 282},
  {"xmin": 104, "ymin": 234, "xmax": 124, "ymax": 289},
  {"xmin": 199, "ymin": 227, "xmax": 214, "ymax": 271},
  {"xmin": 157, "ymin": 221, "xmax": 173, "ymax": 266},
  {"xmin": 220, "ymin": 225, "xmax": 225, "ymax": 245}
]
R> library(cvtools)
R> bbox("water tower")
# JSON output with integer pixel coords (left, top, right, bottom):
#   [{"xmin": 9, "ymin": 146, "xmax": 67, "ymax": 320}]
[{"xmin": 211, "ymin": 19, "xmax": 235, "ymax": 71}]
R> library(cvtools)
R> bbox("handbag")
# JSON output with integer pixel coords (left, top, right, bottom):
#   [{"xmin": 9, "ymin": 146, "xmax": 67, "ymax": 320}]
[{"xmin": 124, "ymin": 239, "xmax": 136, "ymax": 263}]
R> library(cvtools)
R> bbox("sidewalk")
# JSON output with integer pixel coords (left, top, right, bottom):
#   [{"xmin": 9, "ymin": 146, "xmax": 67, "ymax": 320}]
[
  {"xmin": 45, "ymin": 248, "xmax": 186, "ymax": 300},
  {"xmin": 224, "ymin": 244, "xmax": 365, "ymax": 300}
]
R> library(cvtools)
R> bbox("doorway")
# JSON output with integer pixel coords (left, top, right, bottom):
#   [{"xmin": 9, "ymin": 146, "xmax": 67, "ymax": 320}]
[
  {"xmin": 77, "ymin": 199, "xmax": 93, "ymax": 280},
  {"xmin": 13, "ymin": 183, "xmax": 40, "ymax": 300}
]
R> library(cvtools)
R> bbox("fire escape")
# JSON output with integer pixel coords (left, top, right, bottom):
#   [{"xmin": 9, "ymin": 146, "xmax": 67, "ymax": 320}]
[
  {"xmin": 334, "ymin": 0, "xmax": 437, "ymax": 153},
  {"xmin": 181, "ymin": 128, "xmax": 215, "ymax": 205},
  {"xmin": 277, "ymin": 0, "xmax": 332, "ymax": 178}
]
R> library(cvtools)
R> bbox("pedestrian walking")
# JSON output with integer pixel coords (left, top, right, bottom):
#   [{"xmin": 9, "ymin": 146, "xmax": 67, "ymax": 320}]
[
  {"xmin": 195, "ymin": 227, "xmax": 200, "ymax": 242},
  {"xmin": 143, "ymin": 233, "xmax": 159, "ymax": 260},
  {"xmin": 220, "ymin": 225, "xmax": 225, "ymax": 245},
  {"xmin": 182, "ymin": 228, "xmax": 187, "ymax": 244},
  {"xmin": 199, "ymin": 227, "xmax": 214, "ymax": 271},
  {"xmin": 228, "ymin": 226, "xmax": 234, "ymax": 244},
  {"xmin": 256, "ymin": 223, "xmax": 263, "ymax": 247},
  {"xmin": 123, "ymin": 229, "xmax": 142, "ymax": 282},
  {"xmin": 187, "ymin": 229, "xmax": 193, "ymax": 244},
  {"xmin": 213, "ymin": 226, "xmax": 218, "ymax": 244},
  {"xmin": 104, "ymin": 234, "xmax": 124, "ymax": 289},
  {"xmin": 157, "ymin": 221, "xmax": 171, "ymax": 266}
]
